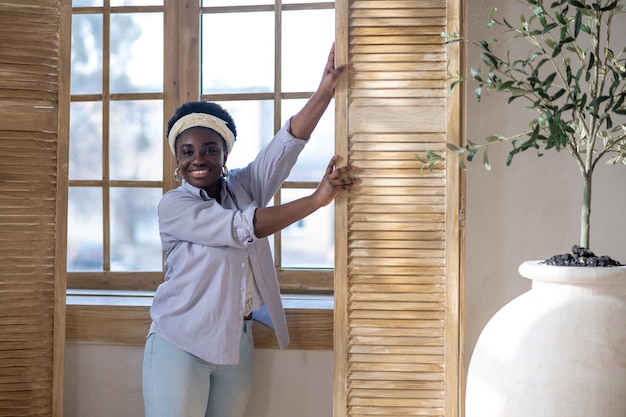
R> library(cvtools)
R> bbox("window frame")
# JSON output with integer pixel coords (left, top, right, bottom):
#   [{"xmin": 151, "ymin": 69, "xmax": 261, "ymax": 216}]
[{"xmin": 67, "ymin": 1, "xmax": 337, "ymax": 294}]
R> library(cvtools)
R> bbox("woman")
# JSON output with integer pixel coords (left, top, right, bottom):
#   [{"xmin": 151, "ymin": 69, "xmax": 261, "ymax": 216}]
[{"xmin": 142, "ymin": 44, "xmax": 359, "ymax": 417}]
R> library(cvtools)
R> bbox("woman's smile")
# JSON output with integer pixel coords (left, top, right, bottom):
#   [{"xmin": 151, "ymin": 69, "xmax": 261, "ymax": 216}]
[{"xmin": 189, "ymin": 168, "xmax": 210, "ymax": 178}]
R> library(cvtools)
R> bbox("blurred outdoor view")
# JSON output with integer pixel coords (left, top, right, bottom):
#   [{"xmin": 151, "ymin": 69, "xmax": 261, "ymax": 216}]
[{"xmin": 67, "ymin": 1, "xmax": 337, "ymax": 273}]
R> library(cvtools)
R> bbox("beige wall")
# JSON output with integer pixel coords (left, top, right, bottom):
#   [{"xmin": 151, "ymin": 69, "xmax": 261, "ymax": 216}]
[
  {"xmin": 64, "ymin": 345, "xmax": 333, "ymax": 417},
  {"xmin": 464, "ymin": 0, "xmax": 626, "ymax": 373}
]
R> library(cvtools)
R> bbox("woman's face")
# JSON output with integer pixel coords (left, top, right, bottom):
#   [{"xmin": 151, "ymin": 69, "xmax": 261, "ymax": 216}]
[{"xmin": 175, "ymin": 126, "xmax": 227, "ymax": 195}]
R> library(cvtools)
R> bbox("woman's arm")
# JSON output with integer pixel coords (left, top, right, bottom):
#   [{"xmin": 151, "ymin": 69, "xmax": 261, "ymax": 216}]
[
  {"xmin": 288, "ymin": 43, "xmax": 347, "ymax": 140},
  {"xmin": 252, "ymin": 155, "xmax": 359, "ymax": 238}
]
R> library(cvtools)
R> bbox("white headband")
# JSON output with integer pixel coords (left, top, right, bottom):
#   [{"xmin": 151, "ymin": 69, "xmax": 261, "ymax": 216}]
[{"xmin": 167, "ymin": 113, "xmax": 236, "ymax": 156}]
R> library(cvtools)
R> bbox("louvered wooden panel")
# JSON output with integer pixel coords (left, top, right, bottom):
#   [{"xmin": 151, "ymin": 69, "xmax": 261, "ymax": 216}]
[
  {"xmin": 335, "ymin": 1, "xmax": 462, "ymax": 416},
  {"xmin": 0, "ymin": 1, "xmax": 68, "ymax": 416}
]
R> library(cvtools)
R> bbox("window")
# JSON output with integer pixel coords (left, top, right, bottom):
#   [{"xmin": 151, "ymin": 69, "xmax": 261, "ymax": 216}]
[{"xmin": 67, "ymin": 0, "xmax": 337, "ymax": 293}]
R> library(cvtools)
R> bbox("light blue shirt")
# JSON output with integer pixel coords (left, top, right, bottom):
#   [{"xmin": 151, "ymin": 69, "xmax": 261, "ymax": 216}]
[{"xmin": 149, "ymin": 119, "xmax": 307, "ymax": 364}]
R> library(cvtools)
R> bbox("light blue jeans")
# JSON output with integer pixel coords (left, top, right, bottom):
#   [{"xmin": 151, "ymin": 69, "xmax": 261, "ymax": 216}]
[{"xmin": 142, "ymin": 320, "xmax": 254, "ymax": 417}]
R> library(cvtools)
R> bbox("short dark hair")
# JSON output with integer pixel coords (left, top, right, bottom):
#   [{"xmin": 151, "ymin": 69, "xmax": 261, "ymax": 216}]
[{"xmin": 167, "ymin": 101, "xmax": 237, "ymax": 152}]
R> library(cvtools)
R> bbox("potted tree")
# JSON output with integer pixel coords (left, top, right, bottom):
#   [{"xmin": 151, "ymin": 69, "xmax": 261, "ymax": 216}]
[
  {"xmin": 421, "ymin": 1, "xmax": 626, "ymax": 416},
  {"xmin": 423, "ymin": 0, "xmax": 626, "ymax": 262}
]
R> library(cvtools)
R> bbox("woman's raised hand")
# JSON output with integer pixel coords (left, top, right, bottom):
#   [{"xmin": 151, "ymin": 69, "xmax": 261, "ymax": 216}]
[{"xmin": 317, "ymin": 42, "xmax": 347, "ymax": 97}]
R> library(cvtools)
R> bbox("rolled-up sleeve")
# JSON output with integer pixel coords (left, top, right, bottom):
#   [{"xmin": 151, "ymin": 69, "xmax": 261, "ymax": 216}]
[{"xmin": 158, "ymin": 190, "xmax": 258, "ymax": 250}]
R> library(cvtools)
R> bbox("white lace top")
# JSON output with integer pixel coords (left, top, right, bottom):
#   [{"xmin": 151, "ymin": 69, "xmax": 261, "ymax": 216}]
[{"xmin": 244, "ymin": 256, "xmax": 263, "ymax": 316}]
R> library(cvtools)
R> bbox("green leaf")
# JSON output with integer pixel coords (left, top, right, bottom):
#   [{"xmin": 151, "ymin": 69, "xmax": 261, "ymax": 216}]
[
  {"xmin": 446, "ymin": 143, "xmax": 466, "ymax": 153},
  {"xmin": 480, "ymin": 51, "xmax": 499, "ymax": 68},
  {"xmin": 550, "ymin": 89, "xmax": 566, "ymax": 100},
  {"xmin": 475, "ymin": 85, "xmax": 483, "ymax": 102},
  {"xmin": 543, "ymin": 72, "xmax": 557, "ymax": 88},
  {"xmin": 508, "ymin": 95, "xmax": 521, "ymax": 104},
  {"xmin": 485, "ymin": 135, "xmax": 503, "ymax": 143},
  {"xmin": 444, "ymin": 38, "xmax": 464, "ymax": 45},
  {"xmin": 497, "ymin": 81, "xmax": 515, "ymax": 91},
  {"xmin": 574, "ymin": 67, "xmax": 583, "ymax": 81},
  {"xmin": 482, "ymin": 148, "xmax": 492, "ymax": 170},
  {"xmin": 535, "ymin": 6, "xmax": 548, "ymax": 26},
  {"xmin": 574, "ymin": 10, "xmax": 582, "ymax": 37},
  {"xmin": 566, "ymin": 64, "xmax": 573, "ymax": 84},
  {"xmin": 567, "ymin": 0, "xmax": 586, "ymax": 8},
  {"xmin": 587, "ymin": 52, "xmax": 595, "ymax": 71},
  {"xmin": 589, "ymin": 96, "xmax": 610, "ymax": 106},
  {"xmin": 470, "ymin": 67, "xmax": 483, "ymax": 81},
  {"xmin": 600, "ymin": 0, "xmax": 618, "ymax": 11},
  {"xmin": 542, "ymin": 22, "xmax": 559, "ymax": 34},
  {"xmin": 449, "ymin": 78, "xmax": 464, "ymax": 92},
  {"xmin": 506, "ymin": 148, "xmax": 519, "ymax": 165},
  {"xmin": 579, "ymin": 93, "xmax": 587, "ymax": 110},
  {"xmin": 466, "ymin": 139, "xmax": 480, "ymax": 152}
]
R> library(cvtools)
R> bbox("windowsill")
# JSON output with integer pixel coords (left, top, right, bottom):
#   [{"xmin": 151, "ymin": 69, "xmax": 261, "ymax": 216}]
[
  {"xmin": 66, "ymin": 289, "xmax": 334, "ymax": 309},
  {"xmin": 65, "ymin": 290, "xmax": 334, "ymax": 350}
]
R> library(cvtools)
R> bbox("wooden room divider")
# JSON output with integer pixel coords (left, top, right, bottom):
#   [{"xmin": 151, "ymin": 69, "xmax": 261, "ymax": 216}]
[
  {"xmin": 0, "ymin": 1, "xmax": 69, "ymax": 416},
  {"xmin": 333, "ymin": 1, "xmax": 464, "ymax": 416}
]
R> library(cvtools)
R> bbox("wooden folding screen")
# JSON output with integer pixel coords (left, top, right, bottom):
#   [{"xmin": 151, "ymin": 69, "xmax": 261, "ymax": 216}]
[
  {"xmin": 334, "ymin": 1, "xmax": 463, "ymax": 416},
  {"xmin": 0, "ymin": 1, "xmax": 69, "ymax": 416}
]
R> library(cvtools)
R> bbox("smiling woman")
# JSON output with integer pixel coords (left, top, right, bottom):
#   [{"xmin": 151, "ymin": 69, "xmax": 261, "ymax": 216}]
[
  {"xmin": 143, "ymin": 46, "xmax": 357, "ymax": 417},
  {"xmin": 64, "ymin": 2, "xmax": 347, "ymax": 413}
]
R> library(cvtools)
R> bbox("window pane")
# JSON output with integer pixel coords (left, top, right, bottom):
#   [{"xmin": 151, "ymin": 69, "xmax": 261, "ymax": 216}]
[
  {"xmin": 71, "ymin": 14, "xmax": 103, "ymax": 95},
  {"xmin": 282, "ymin": 99, "xmax": 335, "ymax": 181},
  {"xmin": 73, "ymin": 0, "xmax": 102, "ymax": 6},
  {"xmin": 201, "ymin": 0, "xmax": 273, "ymax": 7},
  {"xmin": 201, "ymin": 12, "xmax": 274, "ymax": 94},
  {"xmin": 110, "ymin": 188, "xmax": 162, "ymax": 271},
  {"xmin": 213, "ymin": 100, "xmax": 275, "ymax": 170},
  {"xmin": 281, "ymin": 189, "xmax": 334, "ymax": 268},
  {"xmin": 111, "ymin": 0, "xmax": 162, "ymax": 5},
  {"xmin": 110, "ymin": 13, "xmax": 163, "ymax": 94},
  {"xmin": 283, "ymin": 0, "xmax": 333, "ymax": 3},
  {"xmin": 110, "ymin": 100, "xmax": 163, "ymax": 181},
  {"xmin": 282, "ymin": 9, "xmax": 335, "ymax": 92},
  {"xmin": 70, "ymin": 101, "xmax": 103, "ymax": 180},
  {"xmin": 68, "ymin": 187, "xmax": 103, "ymax": 271}
]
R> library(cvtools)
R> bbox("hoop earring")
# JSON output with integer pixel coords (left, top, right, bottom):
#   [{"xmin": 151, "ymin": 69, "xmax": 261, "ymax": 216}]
[
  {"xmin": 174, "ymin": 167, "xmax": 182, "ymax": 182},
  {"xmin": 222, "ymin": 165, "xmax": 229, "ymax": 177}
]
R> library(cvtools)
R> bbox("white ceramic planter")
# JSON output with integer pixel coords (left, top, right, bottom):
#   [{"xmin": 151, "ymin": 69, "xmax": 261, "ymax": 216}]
[{"xmin": 465, "ymin": 260, "xmax": 626, "ymax": 417}]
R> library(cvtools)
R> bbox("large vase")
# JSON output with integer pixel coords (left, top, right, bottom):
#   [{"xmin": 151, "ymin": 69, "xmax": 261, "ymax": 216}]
[{"xmin": 465, "ymin": 260, "xmax": 626, "ymax": 417}]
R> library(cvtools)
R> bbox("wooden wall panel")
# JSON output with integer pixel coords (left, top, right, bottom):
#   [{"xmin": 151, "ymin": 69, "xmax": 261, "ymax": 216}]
[
  {"xmin": 335, "ymin": 0, "xmax": 463, "ymax": 416},
  {"xmin": 0, "ymin": 1, "xmax": 68, "ymax": 416}
]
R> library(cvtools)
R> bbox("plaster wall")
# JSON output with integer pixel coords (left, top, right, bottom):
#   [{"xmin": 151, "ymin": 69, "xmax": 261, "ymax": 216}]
[{"xmin": 64, "ymin": 344, "xmax": 333, "ymax": 417}]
